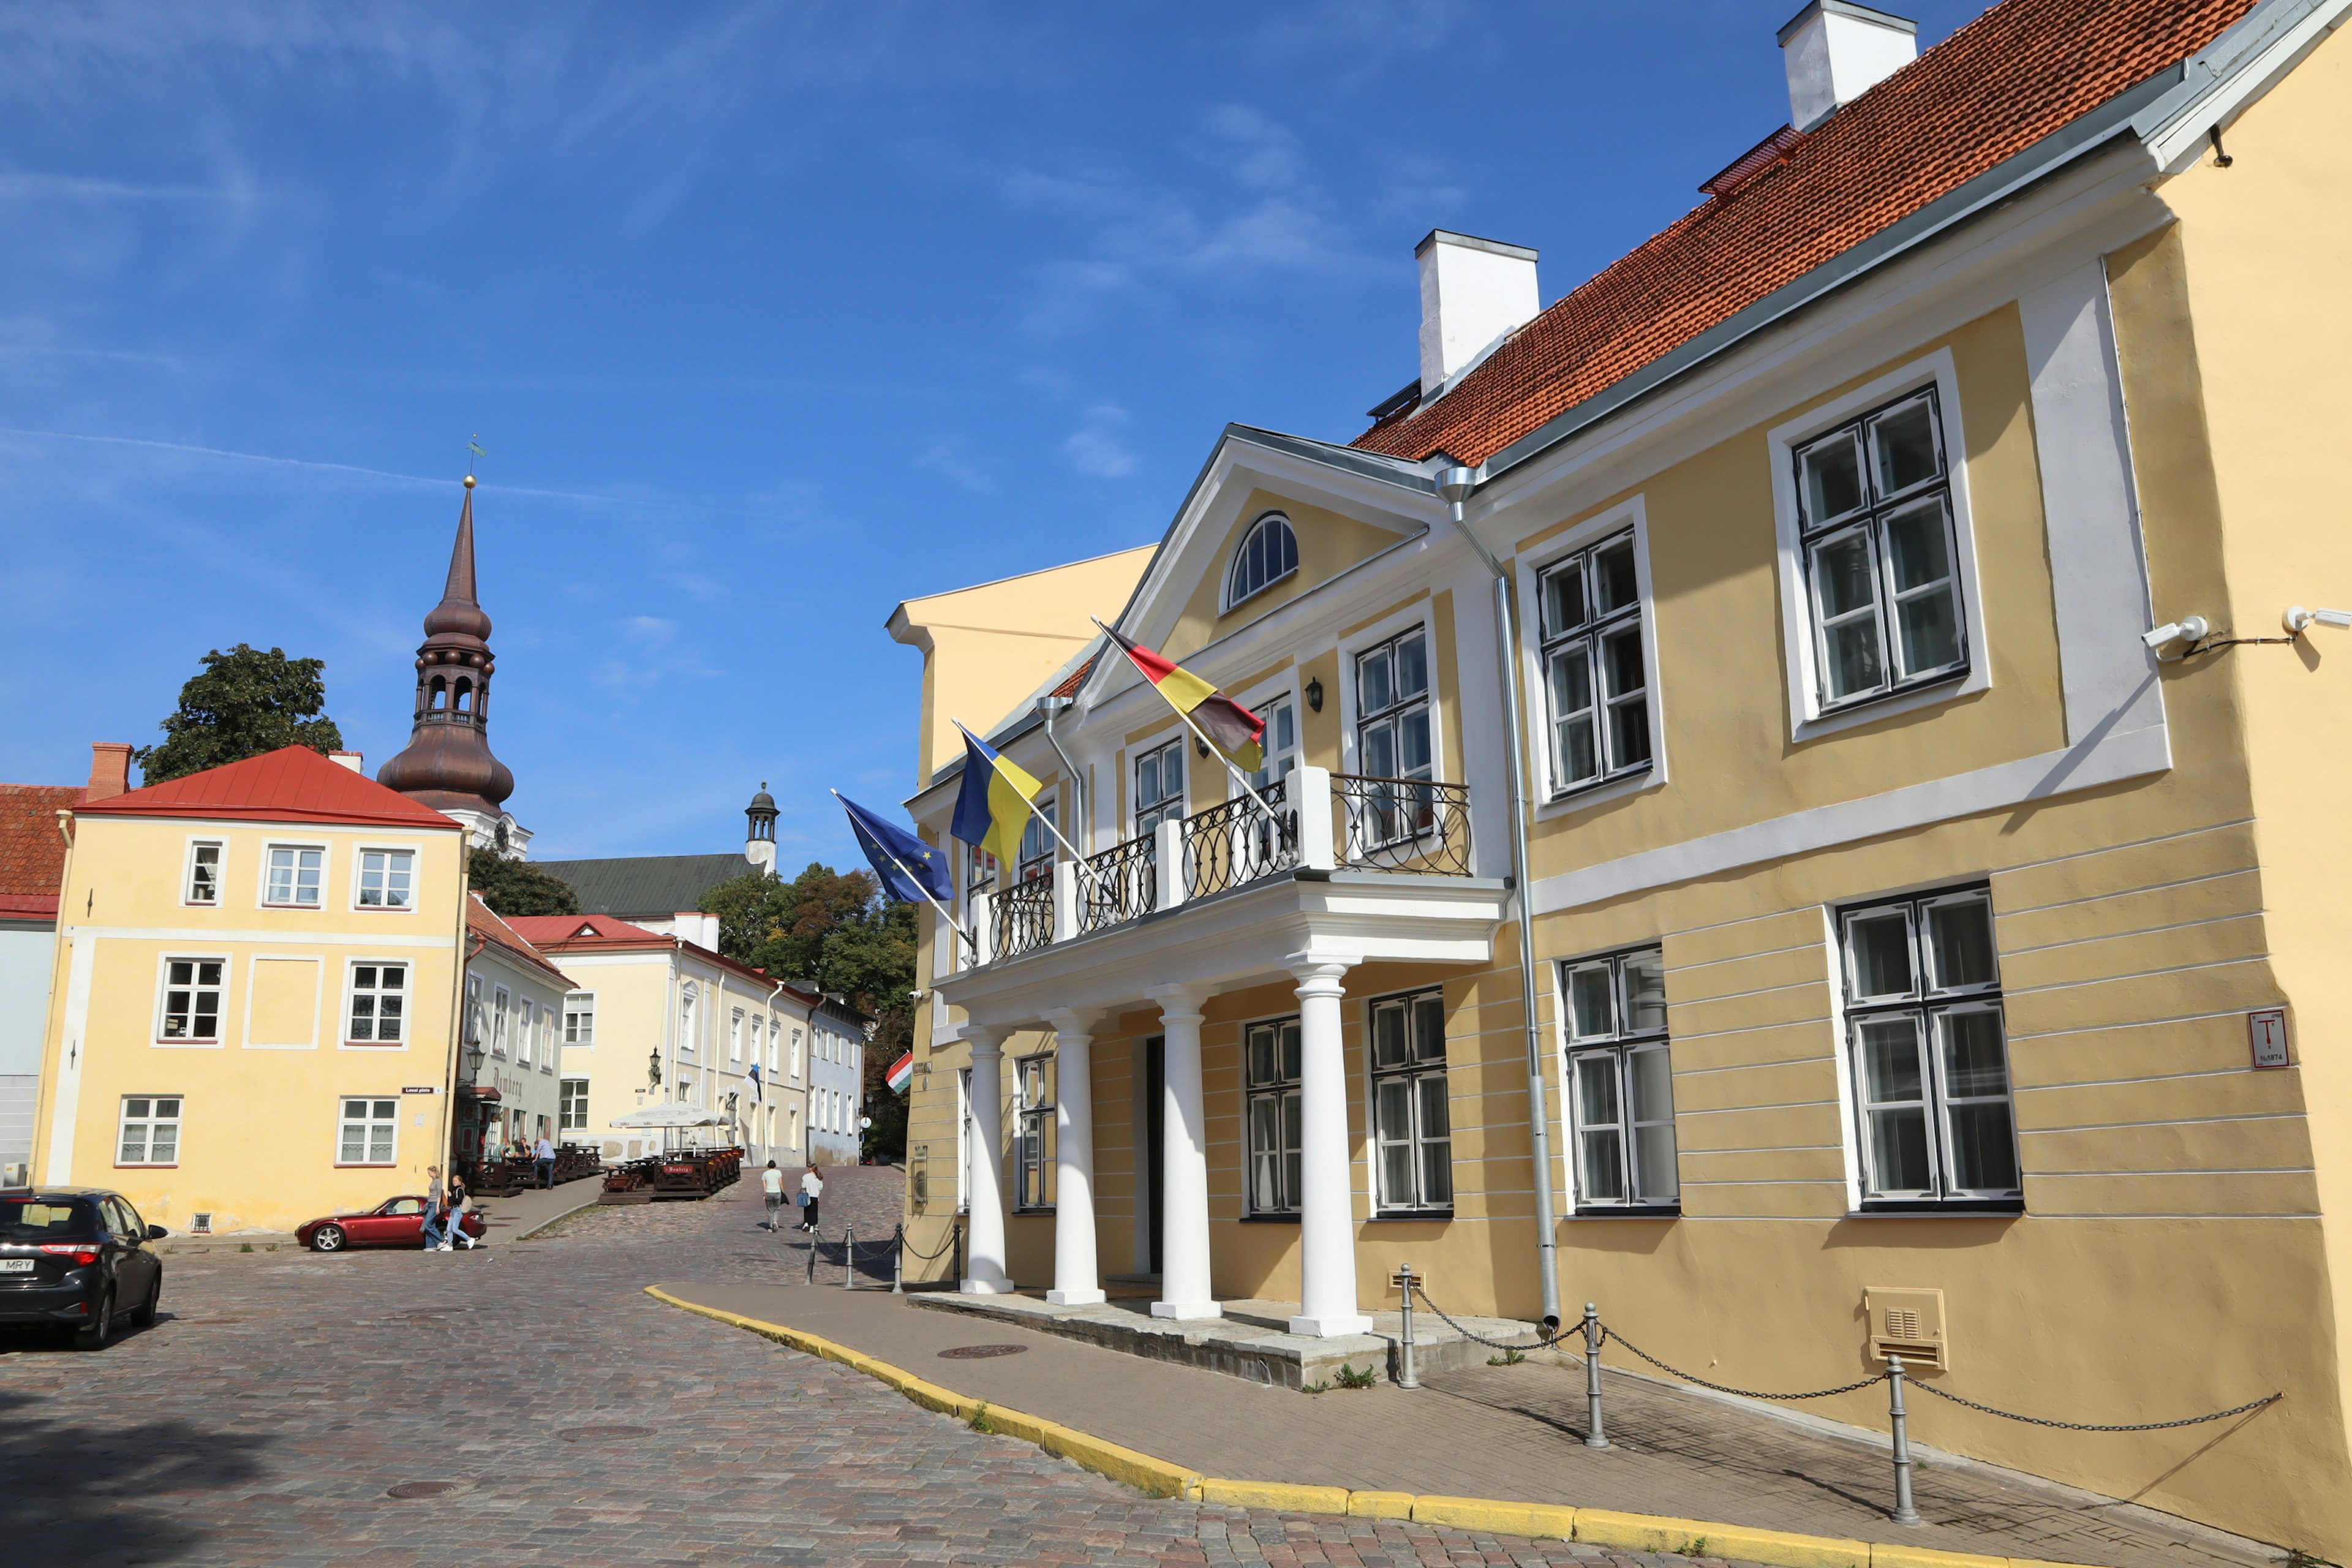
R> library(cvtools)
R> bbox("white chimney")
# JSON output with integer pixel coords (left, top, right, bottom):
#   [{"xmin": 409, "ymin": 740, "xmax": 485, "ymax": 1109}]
[
  {"xmin": 1777, "ymin": 1, "xmax": 1917, "ymax": 133},
  {"xmin": 330, "ymin": 750, "xmax": 365, "ymax": 773},
  {"xmin": 1417, "ymin": 230, "xmax": 1540, "ymax": 396}
]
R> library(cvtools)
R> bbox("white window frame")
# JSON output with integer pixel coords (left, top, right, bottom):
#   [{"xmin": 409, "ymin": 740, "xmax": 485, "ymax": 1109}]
[
  {"xmin": 730, "ymin": 1008, "xmax": 746, "ymax": 1063},
  {"xmin": 559, "ymin": 1076, "xmax": 589, "ymax": 1131},
  {"xmin": 491, "ymin": 985, "xmax": 511, "ymax": 1057},
  {"xmin": 336, "ymin": 1095, "xmax": 401, "ymax": 1167},
  {"xmin": 1223, "ymin": 510, "xmax": 1299, "ymax": 611},
  {"xmin": 1561, "ymin": 946, "xmax": 1679, "ymax": 1213},
  {"xmin": 183, "ymin": 838, "xmax": 225, "ymax": 907},
  {"xmin": 540, "ymin": 1005, "xmax": 557, "ymax": 1071},
  {"xmin": 117, "ymin": 1095, "xmax": 183, "ymax": 1167},
  {"xmin": 767, "ymin": 1018, "xmax": 780, "ymax": 1072},
  {"xmin": 564, "ymin": 991, "xmax": 595, "ymax": 1047},
  {"xmin": 1014, "ymin": 1054, "xmax": 1054, "ymax": 1212},
  {"xmin": 1516, "ymin": 497, "xmax": 1669, "ymax": 812},
  {"xmin": 352, "ymin": 843, "xmax": 419, "ymax": 913},
  {"xmin": 679, "ymin": 983, "xmax": 698, "ymax": 1055},
  {"xmin": 342, "ymin": 959, "xmax": 411, "ymax": 1049},
  {"xmin": 259, "ymin": 842, "xmax": 328, "ymax": 909},
  {"xmin": 1834, "ymin": 882, "xmax": 2021, "ymax": 1210},
  {"xmin": 1769, "ymin": 349, "xmax": 1988, "ymax": 740},
  {"xmin": 1335, "ymin": 600, "xmax": 1447, "ymax": 785},
  {"xmin": 1131, "ymin": 734, "xmax": 1187, "ymax": 839},
  {"xmin": 1366, "ymin": 987, "xmax": 1452, "ymax": 1216},
  {"xmin": 518, "ymin": 995, "xmax": 535, "ymax": 1066},
  {"xmin": 791, "ymin": 1026, "xmax": 805, "ymax": 1081},
  {"xmin": 1243, "ymin": 1014, "xmax": 1302, "ymax": 1216},
  {"xmin": 1016, "ymin": 799, "xmax": 1058, "ymax": 884},
  {"xmin": 154, "ymin": 954, "xmax": 230, "ymax": 1047}
]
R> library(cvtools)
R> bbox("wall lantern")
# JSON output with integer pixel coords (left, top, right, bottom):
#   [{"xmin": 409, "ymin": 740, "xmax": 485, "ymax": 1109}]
[{"xmin": 1306, "ymin": 677, "xmax": 1324, "ymax": 713}]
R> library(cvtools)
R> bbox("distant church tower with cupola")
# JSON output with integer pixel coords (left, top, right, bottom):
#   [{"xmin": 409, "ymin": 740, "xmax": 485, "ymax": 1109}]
[{"xmin": 378, "ymin": 474, "xmax": 530, "ymax": 858}]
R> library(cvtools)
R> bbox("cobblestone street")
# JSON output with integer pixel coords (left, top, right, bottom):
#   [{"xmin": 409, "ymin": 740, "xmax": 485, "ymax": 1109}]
[{"xmin": 0, "ymin": 1167, "xmax": 1743, "ymax": 1568}]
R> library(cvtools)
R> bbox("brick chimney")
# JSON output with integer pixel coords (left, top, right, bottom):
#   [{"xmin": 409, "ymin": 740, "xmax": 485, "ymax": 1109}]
[{"xmin": 86, "ymin": 742, "xmax": 132, "ymax": 803}]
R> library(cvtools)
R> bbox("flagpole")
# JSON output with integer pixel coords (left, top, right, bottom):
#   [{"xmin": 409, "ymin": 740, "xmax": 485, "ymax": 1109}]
[
  {"xmin": 831, "ymin": 790, "xmax": 978, "ymax": 959},
  {"xmin": 952, "ymin": 719, "xmax": 1093, "ymax": 873},
  {"xmin": 1088, "ymin": 618, "xmax": 1280, "ymax": 824}
]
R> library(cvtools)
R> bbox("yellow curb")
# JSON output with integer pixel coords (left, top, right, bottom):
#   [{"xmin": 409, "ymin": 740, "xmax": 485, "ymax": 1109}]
[
  {"xmin": 1576, "ymin": 1508, "xmax": 1869, "ymax": 1567},
  {"xmin": 1412, "ymin": 1494, "xmax": 1580, "ymax": 1541},
  {"xmin": 1868, "ymin": 1548, "xmax": 2011, "ymax": 1568},
  {"xmin": 1199, "ymin": 1479, "xmax": 1354, "ymax": 1515},
  {"xmin": 643, "ymin": 1287, "xmax": 1199, "ymax": 1499},
  {"xmin": 1346, "ymin": 1490, "xmax": 1415, "ymax": 1520}
]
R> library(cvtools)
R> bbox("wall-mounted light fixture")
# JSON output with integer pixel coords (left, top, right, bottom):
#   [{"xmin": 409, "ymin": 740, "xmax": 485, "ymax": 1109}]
[
  {"xmin": 1306, "ymin": 677, "xmax": 1324, "ymax": 713},
  {"xmin": 2143, "ymin": 616, "xmax": 2211, "ymax": 657},
  {"xmin": 2284, "ymin": 606, "xmax": 2352, "ymax": 635}
]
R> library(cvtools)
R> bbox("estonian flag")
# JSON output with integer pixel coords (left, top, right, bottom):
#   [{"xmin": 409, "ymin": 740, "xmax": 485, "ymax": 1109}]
[
  {"xmin": 748, "ymin": 1061, "xmax": 763, "ymax": 1101},
  {"xmin": 951, "ymin": 722, "xmax": 1043, "ymax": 867},
  {"xmin": 837, "ymin": 794, "xmax": 955, "ymax": 905},
  {"xmin": 1101, "ymin": 624, "xmax": 1266, "ymax": 772}
]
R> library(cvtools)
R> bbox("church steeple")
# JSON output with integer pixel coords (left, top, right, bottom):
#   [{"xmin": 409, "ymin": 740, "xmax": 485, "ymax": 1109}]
[{"xmin": 377, "ymin": 474, "xmax": 516, "ymax": 832}]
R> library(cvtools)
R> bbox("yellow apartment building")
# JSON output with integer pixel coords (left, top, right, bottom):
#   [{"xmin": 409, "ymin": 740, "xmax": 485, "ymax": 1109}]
[
  {"xmin": 31, "ymin": 745, "xmax": 470, "ymax": 1235},
  {"xmin": 891, "ymin": 0, "xmax": 2352, "ymax": 1553}
]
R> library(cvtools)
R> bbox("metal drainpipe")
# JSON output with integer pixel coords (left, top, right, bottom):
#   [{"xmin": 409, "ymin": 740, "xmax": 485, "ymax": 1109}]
[
  {"xmin": 1436, "ymin": 464, "xmax": 1562, "ymax": 1335},
  {"xmin": 1038, "ymin": 696, "xmax": 1087, "ymax": 854}
]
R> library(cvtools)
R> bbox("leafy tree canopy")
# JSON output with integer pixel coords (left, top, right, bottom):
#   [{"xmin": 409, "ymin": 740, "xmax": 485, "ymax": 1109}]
[
  {"xmin": 135, "ymin": 644, "xmax": 345, "ymax": 785},
  {"xmin": 703, "ymin": 861, "xmax": 914, "ymax": 1015},
  {"xmin": 467, "ymin": 848, "xmax": 581, "ymax": 918}
]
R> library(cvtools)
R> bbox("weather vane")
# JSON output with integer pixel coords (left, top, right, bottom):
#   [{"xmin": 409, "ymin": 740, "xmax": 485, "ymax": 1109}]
[{"xmin": 466, "ymin": 434, "xmax": 486, "ymax": 486}]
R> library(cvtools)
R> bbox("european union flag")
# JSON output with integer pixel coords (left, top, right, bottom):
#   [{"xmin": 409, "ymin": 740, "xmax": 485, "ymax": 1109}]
[{"xmin": 837, "ymin": 793, "xmax": 955, "ymax": 905}]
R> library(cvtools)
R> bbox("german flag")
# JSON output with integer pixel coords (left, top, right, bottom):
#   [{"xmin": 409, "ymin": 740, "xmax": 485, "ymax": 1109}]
[{"xmin": 1101, "ymin": 624, "xmax": 1266, "ymax": 773}]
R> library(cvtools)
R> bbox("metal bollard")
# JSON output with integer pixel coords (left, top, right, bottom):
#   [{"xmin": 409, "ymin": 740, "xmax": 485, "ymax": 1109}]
[
  {"xmin": 842, "ymin": 1223, "xmax": 856, "ymax": 1290},
  {"xmin": 806, "ymin": 1225, "xmax": 816, "ymax": 1284},
  {"xmin": 953, "ymin": 1219, "xmax": 964, "ymax": 1287},
  {"xmin": 892, "ymin": 1224, "xmax": 905, "ymax": 1294},
  {"xmin": 1887, "ymin": 1355, "xmax": 1922, "ymax": 1525},
  {"xmin": 1395, "ymin": 1264, "xmax": 1420, "ymax": 1390},
  {"xmin": 1582, "ymin": 1303, "xmax": 1609, "ymax": 1448}
]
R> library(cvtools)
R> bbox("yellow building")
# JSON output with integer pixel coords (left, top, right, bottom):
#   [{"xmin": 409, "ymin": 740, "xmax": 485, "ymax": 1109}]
[
  {"xmin": 892, "ymin": 0, "xmax": 2352, "ymax": 1554},
  {"xmin": 31, "ymin": 745, "xmax": 470, "ymax": 1235}
]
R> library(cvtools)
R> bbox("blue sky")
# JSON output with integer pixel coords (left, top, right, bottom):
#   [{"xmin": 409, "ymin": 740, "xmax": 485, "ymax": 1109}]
[{"xmin": 0, "ymin": 0, "xmax": 1985, "ymax": 870}]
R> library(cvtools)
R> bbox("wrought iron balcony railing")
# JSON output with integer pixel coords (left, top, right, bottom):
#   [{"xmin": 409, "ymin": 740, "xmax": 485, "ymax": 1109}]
[
  {"xmin": 1182, "ymin": 775, "xmax": 1297, "ymax": 900},
  {"xmin": 1332, "ymin": 774, "xmax": 1473, "ymax": 876},
  {"xmin": 989, "ymin": 875, "xmax": 1055, "ymax": 962}
]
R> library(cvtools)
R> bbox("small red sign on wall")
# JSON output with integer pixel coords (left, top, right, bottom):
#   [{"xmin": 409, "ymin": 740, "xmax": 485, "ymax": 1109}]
[{"xmin": 2248, "ymin": 1010, "xmax": 2290, "ymax": 1069}]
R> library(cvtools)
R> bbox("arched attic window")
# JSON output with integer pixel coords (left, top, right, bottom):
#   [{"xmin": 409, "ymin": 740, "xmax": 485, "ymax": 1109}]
[{"xmin": 1226, "ymin": 512, "xmax": 1298, "ymax": 609}]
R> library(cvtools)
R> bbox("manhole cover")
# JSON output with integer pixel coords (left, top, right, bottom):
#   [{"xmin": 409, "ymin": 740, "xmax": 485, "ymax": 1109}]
[
  {"xmin": 938, "ymin": 1343, "xmax": 1028, "ymax": 1360},
  {"xmin": 386, "ymin": 1481, "xmax": 463, "ymax": 1499},
  {"xmin": 560, "ymin": 1424, "xmax": 654, "ymax": 1441}
]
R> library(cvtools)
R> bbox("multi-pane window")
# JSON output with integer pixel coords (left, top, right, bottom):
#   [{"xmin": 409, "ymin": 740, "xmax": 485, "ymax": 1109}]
[
  {"xmin": 1539, "ymin": 532, "xmax": 1651, "ymax": 794},
  {"xmin": 347, "ymin": 963, "xmax": 408, "ymax": 1044},
  {"xmin": 564, "ymin": 991, "xmax": 595, "ymax": 1046},
  {"xmin": 1839, "ymin": 886, "xmax": 2020, "ymax": 1205},
  {"xmin": 679, "ymin": 985, "xmax": 698, "ymax": 1055},
  {"xmin": 540, "ymin": 1006, "xmax": 556, "ymax": 1069},
  {"xmin": 1017, "ymin": 802, "xmax": 1058, "ymax": 884},
  {"xmin": 1014, "ymin": 1055, "xmax": 1055, "ymax": 1211},
  {"xmin": 767, "ymin": 1019, "xmax": 780, "ymax": 1072},
  {"xmin": 491, "ymin": 986, "xmax": 511, "ymax": 1057},
  {"xmin": 730, "ymin": 1008, "xmax": 746, "ymax": 1063},
  {"xmin": 1795, "ymin": 389, "xmax": 1966, "ymax": 708},
  {"xmin": 118, "ymin": 1096, "xmax": 182, "ymax": 1165},
  {"xmin": 1134, "ymin": 737, "xmax": 1186, "ymax": 837},
  {"xmin": 1249, "ymin": 696, "xmax": 1298, "ymax": 791},
  {"xmin": 184, "ymin": 842, "xmax": 223, "ymax": 905},
  {"xmin": 465, "ymin": 974, "xmax": 483, "ymax": 1051},
  {"xmin": 1355, "ymin": 628, "xmax": 1433, "ymax": 843},
  {"xmin": 265, "ymin": 845, "xmax": 325, "ymax": 907},
  {"xmin": 1227, "ymin": 512, "xmax": 1298, "ymax": 606},
  {"xmin": 560, "ymin": 1078, "xmax": 589, "ymax": 1131},
  {"xmin": 1370, "ymin": 989, "xmax": 1451, "ymax": 1213},
  {"xmin": 357, "ymin": 849, "xmax": 414, "ymax": 909},
  {"xmin": 1245, "ymin": 1017, "xmax": 1302, "ymax": 1215},
  {"xmin": 157, "ymin": 959, "xmax": 224, "ymax": 1042},
  {"xmin": 1564, "ymin": 948, "xmax": 1678, "ymax": 1209},
  {"xmin": 337, "ymin": 1097, "xmax": 399, "ymax": 1165}
]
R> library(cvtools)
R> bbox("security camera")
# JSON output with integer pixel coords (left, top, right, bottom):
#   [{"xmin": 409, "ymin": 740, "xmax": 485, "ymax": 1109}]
[
  {"xmin": 2142, "ymin": 616, "xmax": 2210, "ymax": 651},
  {"xmin": 2283, "ymin": 606, "xmax": 2352, "ymax": 634}
]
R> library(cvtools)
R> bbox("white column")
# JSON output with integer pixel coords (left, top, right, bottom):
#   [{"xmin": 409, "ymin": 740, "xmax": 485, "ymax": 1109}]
[
  {"xmin": 1289, "ymin": 957, "xmax": 1371, "ymax": 1336},
  {"xmin": 1044, "ymin": 1007, "xmax": 1104, "ymax": 1305},
  {"xmin": 960, "ymin": 1027, "xmax": 1014, "ymax": 1294},
  {"xmin": 1148, "ymin": 983, "xmax": 1220, "ymax": 1319}
]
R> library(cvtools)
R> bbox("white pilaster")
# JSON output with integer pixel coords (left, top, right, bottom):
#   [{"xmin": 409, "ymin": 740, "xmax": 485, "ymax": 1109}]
[
  {"xmin": 1044, "ymin": 1007, "xmax": 1104, "ymax": 1306},
  {"xmin": 1148, "ymin": 983, "xmax": 1220, "ymax": 1319},
  {"xmin": 1289, "ymin": 956, "xmax": 1371, "ymax": 1336},
  {"xmin": 960, "ymin": 1028, "xmax": 1014, "ymax": 1294}
]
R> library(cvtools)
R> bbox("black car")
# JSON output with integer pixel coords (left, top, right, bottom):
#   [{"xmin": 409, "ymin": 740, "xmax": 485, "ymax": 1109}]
[{"xmin": 0, "ymin": 1187, "xmax": 167, "ymax": 1349}]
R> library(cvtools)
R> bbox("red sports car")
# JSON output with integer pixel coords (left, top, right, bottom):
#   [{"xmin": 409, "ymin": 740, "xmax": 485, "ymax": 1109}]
[{"xmin": 296, "ymin": 1196, "xmax": 488, "ymax": 1252}]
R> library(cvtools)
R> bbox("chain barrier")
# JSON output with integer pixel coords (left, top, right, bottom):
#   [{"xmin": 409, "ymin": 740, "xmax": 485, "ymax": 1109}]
[
  {"xmin": 898, "ymin": 1219, "xmax": 962, "ymax": 1263},
  {"xmin": 1912, "ymin": 1378, "xmax": 2282, "ymax": 1433},
  {"xmin": 1598, "ymin": 1322, "xmax": 1888, "ymax": 1403},
  {"xmin": 1408, "ymin": 1284, "xmax": 1584, "ymax": 1352}
]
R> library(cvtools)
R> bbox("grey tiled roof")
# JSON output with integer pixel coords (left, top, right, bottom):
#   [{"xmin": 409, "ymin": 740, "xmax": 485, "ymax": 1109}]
[{"xmin": 532, "ymin": 853, "xmax": 756, "ymax": 918}]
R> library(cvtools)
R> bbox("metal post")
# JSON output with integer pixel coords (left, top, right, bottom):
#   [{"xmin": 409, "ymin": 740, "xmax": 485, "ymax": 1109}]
[
  {"xmin": 805, "ymin": 1229, "xmax": 815, "ymax": 1284},
  {"xmin": 892, "ymin": 1224, "xmax": 905, "ymax": 1294},
  {"xmin": 1581, "ymin": 1303, "xmax": 1609, "ymax": 1448},
  {"xmin": 1396, "ymin": 1265, "xmax": 1420, "ymax": 1390},
  {"xmin": 1887, "ymin": 1355, "xmax": 1922, "ymax": 1526},
  {"xmin": 954, "ymin": 1218, "xmax": 964, "ymax": 1287},
  {"xmin": 842, "ymin": 1223, "xmax": 856, "ymax": 1290}
]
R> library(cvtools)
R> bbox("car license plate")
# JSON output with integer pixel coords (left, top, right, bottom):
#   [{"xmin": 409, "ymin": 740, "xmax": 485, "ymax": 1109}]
[{"xmin": 0, "ymin": 1259, "xmax": 33, "ymax": 1273}]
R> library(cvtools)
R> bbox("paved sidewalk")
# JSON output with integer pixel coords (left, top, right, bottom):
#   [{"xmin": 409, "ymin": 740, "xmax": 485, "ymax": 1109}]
[
  {"xmin": 658, "ymin": 1277, "xmax": 2279, "ymax": 1568},
  {"xmin": 471, "ymin": 1173, "xmax": 604, "ymax": 1238}
]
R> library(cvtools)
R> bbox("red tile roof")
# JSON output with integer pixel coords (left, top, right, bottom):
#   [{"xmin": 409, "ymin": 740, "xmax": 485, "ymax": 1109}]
[
  {"xmin": 1049, "ymin": 657, "xmax": 1096, "ymax": 700},
  {"xmin": 468, "ymin": 894, "xmax": 574, "ymax": 986},
  {"xmin": 1352, "ymin": 0, "xmax": 2257, "ymax": 469},
  {"xmin": 77, "ymin": 745, "xmax": 458, "ymax": 831},
  {"xmin": 0, "ymin": 783, "xmax": 83, "ymax": 917}
]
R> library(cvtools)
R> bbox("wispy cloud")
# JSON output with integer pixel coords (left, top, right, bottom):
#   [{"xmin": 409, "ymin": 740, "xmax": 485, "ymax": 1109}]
[
  {"xmin": 1063, "ymin": 403, "xmax": 1136, "ymax": 479},
  {"xmin": 914, "ymin": 433, "xmax": 997, "ymax": 495}
]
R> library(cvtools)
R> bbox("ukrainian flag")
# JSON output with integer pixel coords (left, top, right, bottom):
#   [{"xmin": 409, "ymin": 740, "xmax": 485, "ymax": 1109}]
[{"xmin": 951, "ymin": 722, "xmax": 1042, "ymax": 868}]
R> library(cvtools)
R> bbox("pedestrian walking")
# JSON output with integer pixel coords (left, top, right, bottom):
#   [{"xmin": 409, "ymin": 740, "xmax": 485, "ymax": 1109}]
[
  {"xmin": 797, "ymin": 1164, "xmax": 823, "ymax": 1232},
  {"xmin": 534, "ymin": 1133, "xmax": 556, "ymax": 1188},
  {"xmin": 421, "ymin": 1165, "xmax": 450, "ymax": 1251},
  {"xmin": 761, "ymin": 1159, "xmax": 786, "ymax": 1231},
  {"xmin": 447, "ymin": 1171, "xmax": 477, "ymax": 1250}
]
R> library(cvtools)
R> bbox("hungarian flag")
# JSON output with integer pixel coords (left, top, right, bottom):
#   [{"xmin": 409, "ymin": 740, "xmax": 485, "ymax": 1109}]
[
  {"xmin": 886, "ymin": 1052, "xmax": 914, "ymax": 1092},
  {"xmin": 1101, "ymin": 624, "xmax": 1266, "ymax": 772}
]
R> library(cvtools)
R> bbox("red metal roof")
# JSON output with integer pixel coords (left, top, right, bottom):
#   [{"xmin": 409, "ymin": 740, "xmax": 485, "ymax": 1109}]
[
  {"xmin": 75, "ymin": 745, "xmax": 459, "ymax": 831},
  {"xmin": 1352, "ymin": 0, "xmax": 2257, "ymax": 469},
  {"xmin": 506, "ymin": 913, "xmax": 663, "ymax": 944},
  {"xmin": 468, "ymin": 895, "xmax": 573, "ymax": 986},
  {"xmin": 0, "ymin": 783, "xmax": 84, "ymax": 916}
]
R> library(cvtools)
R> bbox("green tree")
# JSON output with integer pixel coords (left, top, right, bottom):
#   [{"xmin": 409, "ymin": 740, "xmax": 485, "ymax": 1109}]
[
  {"xmin": 135, "ymin": 644, "xmax": 345, "ymax": 785},
  {"xmin": 467, "ymin": 848, "xmax": 582, "ymax": 918}
]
